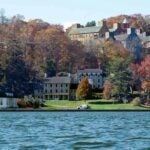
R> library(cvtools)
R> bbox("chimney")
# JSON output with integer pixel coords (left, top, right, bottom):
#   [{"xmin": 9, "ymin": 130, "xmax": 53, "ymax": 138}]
[
  {"xmin": 98, "ymin": 20, "xmax": 106, "ymax": 27},
  {"xmin": 72, "ymin": 23, "xmax": 81, "ymax": 29},
  {"xmin": 44, "ymin": 73, "xmax": 47, "ymax": 78}
]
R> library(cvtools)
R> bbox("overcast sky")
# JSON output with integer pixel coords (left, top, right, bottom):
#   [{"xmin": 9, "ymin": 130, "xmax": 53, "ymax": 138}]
[{"xmin": 1, "ymin": 0, "xmax": 150, "ymax": 28}]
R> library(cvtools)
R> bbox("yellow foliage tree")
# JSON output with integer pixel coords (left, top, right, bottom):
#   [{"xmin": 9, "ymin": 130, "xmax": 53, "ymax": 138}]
[{"xmin": 76, "ymin": 77, "xmax": 92, "ymax": 100}]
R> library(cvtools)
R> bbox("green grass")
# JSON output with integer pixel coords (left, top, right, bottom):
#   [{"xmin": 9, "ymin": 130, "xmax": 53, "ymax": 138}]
[{"xmin": 42, "ymin": 99, "xmax": 149, "ymax": 110}]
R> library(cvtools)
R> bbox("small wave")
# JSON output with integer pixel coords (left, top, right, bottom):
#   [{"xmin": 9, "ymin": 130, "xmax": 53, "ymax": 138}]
[{"xmin": 72, "ymin": 141, "xmax": 115, "ymax": 149}]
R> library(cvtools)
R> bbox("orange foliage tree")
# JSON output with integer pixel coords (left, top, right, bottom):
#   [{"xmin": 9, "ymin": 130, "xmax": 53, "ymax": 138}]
[{"xmin": 76, "ymin": 77, "xmax": 92, "ymax": 100}]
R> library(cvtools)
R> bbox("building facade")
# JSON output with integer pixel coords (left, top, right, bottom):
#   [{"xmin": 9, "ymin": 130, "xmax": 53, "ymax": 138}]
[
  {"xmin": 68, "ymin": 20, "xmax": 108, "ymax": 44},
  {"xmin": 77, "ymin": 69, "xmax": 104, "ymax": 89},
  {"xmin": 68, "ymin": 18, "xmax": 150, "ymax": 58},
  {"xmin": 0, "ymin": 98, "xmax": 18, "ymax": 108},
  {"xmin": 43, "ymin": 77, "xmax": 71, "ymax": 100}
]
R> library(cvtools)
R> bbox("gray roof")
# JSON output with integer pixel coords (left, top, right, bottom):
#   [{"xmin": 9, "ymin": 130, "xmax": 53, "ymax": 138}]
[
  {"xmin": 139, "ymin": 35, "xmax": 150, "ymax": 42},
  {"xmin": 109, "ymin": 28, "xmax": 115, "ymax": 32},
  {"xmin": 115, "ymin": 34, "xmax": 150, "ymax": 43},
  {"xmin": 115, "ymin": 34, "xmax": 128, "ymax": 41},
  {"xmin": 77, "ymin": 69, "xmax": 102, "ymax": 74},
  {"xmin": 69, "ymin": 26, "xmax": 102, "ymax": 35},
  {"xmin": 44, "ymin": 77, "xmax": 71, "ymax": 84}
]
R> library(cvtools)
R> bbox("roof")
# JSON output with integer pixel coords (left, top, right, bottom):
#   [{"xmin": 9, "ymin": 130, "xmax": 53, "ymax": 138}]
[
  {"xmin": 122, "ymin": 18, "xmax": 129, "ymax": 24},
  {"xmin": 115, "ymin": 34, "xmax": 128, "ymax": 41},
  {"xmin": 109, "ymin": 28, "xmax": 114, "ymax": 32},
  {"xmin": 44, "ymin": 77, "xmax": 71, "ymax": 84},
  {"xmin": 139, "ymin": 35, "xmax": 150, "ymax": 42},
  {"xmin": 68, "ymin": 26, "xmax": 102, "ymax": 35},
  {"xmin": 77, "ymin": 69, "xmax": 102, "ymax": 74}
]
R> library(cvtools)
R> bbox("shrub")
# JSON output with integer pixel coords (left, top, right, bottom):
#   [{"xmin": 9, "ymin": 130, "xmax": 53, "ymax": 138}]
[
  {"xmin": 131, "ymin": 97, "xmax": 141, "ymax": 106},
  {"xmin": 32, "ymin": 98, "xmax": 40, "ymax": 108},
  {"xmin": 17, "ymin": 98, "xmax": 40, "ymax": 108},
  {"xmin": 17, "ymin": 99, "xmax": 27, "ymax": 108}
]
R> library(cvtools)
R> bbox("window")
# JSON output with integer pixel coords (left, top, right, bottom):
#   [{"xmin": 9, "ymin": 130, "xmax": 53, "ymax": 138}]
[
  {"xmin": 94, "ymin": 35, "xmax": 98, "ymax": 39},
  {"xmin": 56, "ymin": 89, "xmax": 57, "ymax": 93},
  {"xmin": 45, "ymin": 95, "xmax": 47, "ymax": 99},
  {"xmin": 44, "ymin": 84, "xmax": 47, "ymax": 87}
]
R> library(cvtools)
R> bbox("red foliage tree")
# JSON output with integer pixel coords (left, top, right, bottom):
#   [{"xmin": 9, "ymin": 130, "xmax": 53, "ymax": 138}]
[{"xmin": 131, "ymin": 54, "xmax": 150, "ymax": 99}]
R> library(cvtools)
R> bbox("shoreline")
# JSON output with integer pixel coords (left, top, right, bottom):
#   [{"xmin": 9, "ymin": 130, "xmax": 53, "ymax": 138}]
[{"xmin": 0, "ymin": 108, "xmax": 150, "ymax": 112}]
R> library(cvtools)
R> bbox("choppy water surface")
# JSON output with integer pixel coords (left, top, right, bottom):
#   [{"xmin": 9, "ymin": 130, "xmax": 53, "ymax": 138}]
[{"xmin": 0, "ymin": 112, "xmax": 150, "ymax": 150}]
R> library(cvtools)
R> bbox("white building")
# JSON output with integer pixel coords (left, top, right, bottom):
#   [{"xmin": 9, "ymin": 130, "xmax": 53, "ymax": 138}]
[
  {"xmin": 0, "ymin": 98, "xmax": 18, "ymax": 108},
  {"xmin": 77, "ymin": 69, "xmax": 104, "ymax": 89}
]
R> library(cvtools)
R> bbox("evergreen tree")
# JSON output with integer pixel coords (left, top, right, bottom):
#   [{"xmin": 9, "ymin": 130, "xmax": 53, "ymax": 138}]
[{"xmin": 108, "ymin": 58, "xmax": 133, "ymax": 100}]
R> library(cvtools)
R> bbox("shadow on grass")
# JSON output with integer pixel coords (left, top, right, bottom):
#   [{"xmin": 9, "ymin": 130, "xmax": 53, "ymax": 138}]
[
  {"xmin": 42, "ymin": 105, "xmax": 58, "ymax": 110},
  {"xmin": 88, "ymin": 101, "xmax": 118, "ymax": 105},
  {"xmin": 140, "ymin": 105, "xmax": 150, "ymax": 108}
]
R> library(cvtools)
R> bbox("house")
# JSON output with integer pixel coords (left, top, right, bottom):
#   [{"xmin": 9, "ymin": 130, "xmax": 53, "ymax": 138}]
[
  {"xmin": 77, "ymin": 69, "xmax": 104, "ymax": 89},
  {"xmin": 114, "ymin": 27, "xmax": 150, "ymax": 62},
  {"xmin": 43, "ymin": 77, "xmax": 71, "ymax": 100},
  {"xmin": 0, "ymin": 97, "xmax": 18, "ymax": 108},
  {"xmin": 106, "ymin": 18, "xmax": 150, "ymax": 58},
  {"xmin": 108, "ymin": 18, "xmax": 130, "ymax": 36},
  {"xmin": 34, "ymin": 68, "xmax": 105, "ymax": 100},
  {"xmin": 68, "ymin": 20, "xmax": 108, "ymax": 44},
  {"xmin": 34, "ymin": 83, "xmax": 43, "ymax": 99}
]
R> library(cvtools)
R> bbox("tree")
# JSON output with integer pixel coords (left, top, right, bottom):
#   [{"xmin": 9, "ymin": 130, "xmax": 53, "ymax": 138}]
[
  {"xmin": 83, "ymin": 52, "xmax": 98, "ymax": 69},
  {"xmin": 131, "ymin": 54, "xmax": 150, "ymax": 100},
  {"xmin": 85, "ymin": 21, "xmax": 96, "ymax": 27},
  {"xmin": 108, "ymin": 58, "xmax": 133, "ymax": 100},
  {"xmin": 103, "ymin": 40, "xmax": 130, "ymax": 61},
  {"xmin": 103, "ymin": 80, "xmax": 112, "ymax": 99},
  {"xmin": 101, "ymin": 40, "xmax": 131, "ymax": 76},
  {"xmin": 67, "ymin": 40, "xmax": 85, "ymax": 72},
  {"xmin": 76, "ymin": 77, "xmax": 92, "ymax": 100},
  {"xmin": 3, "ymin": 34, "xmax": 34, "ymax": 97},
  {"xmin": 0, "ymin": 8, "xmax": 9, "ymax": 24},
  {"xmin": 41, "ymin": 58, "xmax": 56, "ymax": 77}
]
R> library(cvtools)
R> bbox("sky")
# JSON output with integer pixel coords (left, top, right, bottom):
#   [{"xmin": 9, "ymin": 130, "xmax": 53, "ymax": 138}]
[{"xmin": 0, "ymin": 0, "xmax": 150, "ymax": 28}]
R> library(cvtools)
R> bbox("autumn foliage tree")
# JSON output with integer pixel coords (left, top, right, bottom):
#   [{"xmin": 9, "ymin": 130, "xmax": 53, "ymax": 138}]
[
  {"xmin": 103, "ymin": 40, "xmax": 130, "ymax": 61},
  {"xmin": 103, "ymin": 80, "xmax": 112, "ymax": 99},
  {"xmin": 76, "ymin": 77, "xmax": 92, "ymax": 100},
  {"xmin": 131, "ymin": 54, "xmax": 150, "ymax": 100}
]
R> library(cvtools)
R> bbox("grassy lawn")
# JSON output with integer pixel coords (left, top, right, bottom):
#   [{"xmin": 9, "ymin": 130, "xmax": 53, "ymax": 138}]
[{"xmin": 42, "ymin": 99, "xmax": 149, "ymax": 110}]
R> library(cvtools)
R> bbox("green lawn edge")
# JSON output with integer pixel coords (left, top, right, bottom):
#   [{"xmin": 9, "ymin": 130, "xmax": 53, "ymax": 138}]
[{"xmin": 42, "ymin": 100, "xmax": 150, "ymax": 110}]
